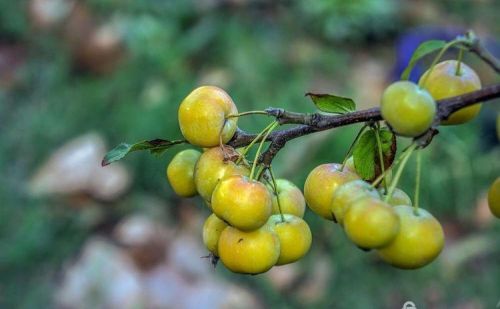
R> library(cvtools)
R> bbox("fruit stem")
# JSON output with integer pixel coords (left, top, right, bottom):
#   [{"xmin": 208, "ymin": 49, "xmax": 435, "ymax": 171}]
[
  {"xmin": 256, "ymin": 165, "xmax": 266, "ymax": 180},
  {"xmin": 249, "ymin": 121, "xmax": 279, "ymax": 180},
  {"xmin": 226, "ymin": 110, "xmax": 268, "ymax": 118},
  {"xmin": 341, "ymin": 124, "xmax": 368, "ymax": 171},
  {"xmin": 384, "ymin": 143, "xmax": 417, "ymax": 203},
  {"xmin": 414, "ymin": 150, "xmax": 422, "ymax": 215},
  {"xmin": 420, "ymin": 39, "xmax": 462, "ymax": 88},
  {"xmin": 269, "ymin": 167, "xmax": 286, "ymax": 223},
  {"xmin": 371, "ymin": 143, "xmax": 413, "ymax": 188},
  {"xmin": 455, "ymin": 48, "xmax": 464, "ymax": 76},
  {"xmin": 373, "ymin": 123, "xmax": 388, "ymax": 192},
  {"xmin": 236, "ymin": 121, "xmax": 276, "ymax": 165}
]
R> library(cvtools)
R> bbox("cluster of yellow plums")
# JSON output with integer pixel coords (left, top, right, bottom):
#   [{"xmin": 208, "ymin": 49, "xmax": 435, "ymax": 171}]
[
  {"xmin": 167, "ymin": 85, "xmax": 311, "ymax": 274},
  {"xmin": 304, "ymin": 161, "xmax": 444, "ymax": 269},
  {"xmin": 165, "ymin": 58, "xmax": 499, "ymax": 274}
]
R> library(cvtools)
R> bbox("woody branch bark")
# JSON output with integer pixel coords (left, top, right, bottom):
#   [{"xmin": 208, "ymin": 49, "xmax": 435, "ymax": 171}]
[
  {"xmin": 228, "ymin": 34, "xmax": 500, "ymax": 166},
  {"xmin": 228, "ymin": 83, "xmax": 500, "ymax": 166}
]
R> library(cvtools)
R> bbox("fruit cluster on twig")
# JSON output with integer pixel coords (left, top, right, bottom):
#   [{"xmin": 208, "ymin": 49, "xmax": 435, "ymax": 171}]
[{"xmin": 103, "ymin": 31, "xmax": 500, "ymax": 273}]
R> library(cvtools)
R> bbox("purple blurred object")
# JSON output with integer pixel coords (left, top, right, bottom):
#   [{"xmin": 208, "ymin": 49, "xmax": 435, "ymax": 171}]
[{"xmin": 392, "ymin": 26, "xmax": 500, "ymax": 82}]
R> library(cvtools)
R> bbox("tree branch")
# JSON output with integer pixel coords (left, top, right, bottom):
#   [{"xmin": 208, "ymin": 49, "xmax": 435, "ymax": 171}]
[
  {"xmin": 228, "ymin": 83, "xmax": 500, "ymax": 166},
  {"xmin": 466, "ymin": 34, "xmax": 500, "ymax": 74}
]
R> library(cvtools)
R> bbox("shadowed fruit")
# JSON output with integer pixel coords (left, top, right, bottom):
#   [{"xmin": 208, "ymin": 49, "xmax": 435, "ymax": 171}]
[
  {"xmin": 380, "ymin": 187, "xmax": 412, "ymax": 206},
  {"xmin": 202, "ymin": 213, "xmax": 228, "ymax": 256},
  {"xmin": 212, "ymin": 175, "xmax": 272, "ymax": 231},
  {"xmin": 194, "ymin": 146, "xmax": 249, "ymax": 203},
  {"xmin": 178, "ymin": 86, "xmax": 238, "ymax": 147},
  {"xmin": 381, "ymin": 81, "xmax": 436, "ymax": 137},
  {"xmin": 419, "ymin": 60, "xmax": 482, "ymax": 125},
  {"xmin": 304, "ymin": 163, "xmax": 359, "ymax": 220},
  {"xmin": 218, "ymin": 225, "xmax": 280, "ymax": 274},
  {"xmin": 377, "ymin": 206, "xmax": 444, "ymax": 269},
  {"xmin": 266, "ymin": 214, "xmax": 312, "ymax": 265},
  {"xmin": 343, "ymin": 198, "xmax": 400, "ymax": 249},
  {"xmin": 331, "ymin": 179, "xmax": 380, "ymax": 224},
  {"xmin": 488, "ymin": 177, "xmax": 500, "ymax": 218},
  {"xmin": 270, "ymin": 179, "xmax": 306, "ymax": 218},
  {"xmin": 166, "ymin": 149, "xmax": 201, "ymax": 197}
]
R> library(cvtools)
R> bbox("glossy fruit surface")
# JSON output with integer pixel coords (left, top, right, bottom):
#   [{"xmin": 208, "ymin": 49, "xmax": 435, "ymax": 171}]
[
  {"xmin": 166, "ymin": 149, "xmax": 201, "ymax": 197},
  {"xmin": 218, "ymin": 225, "xmax": 280, "ymax": 274},
  {"xmin": 202, "ymin": 213, "xmax": 228, "ymax": 256},
  {"xmin": 194, "ymin": 146, "xmax": 249, "ymax": 203},
  {"xmin": 304, "ymin": 163, "xmax": 359, "ymax": 220},
  {"xmin": 488, "ymin": 177, "xmax": 500, "ymax": 218},
  {"xmin": 377, "ymin": 206, "xmax": 444, "ymax": 269},
  {"xmin": 178, "ymin": 86, "xmax": 238, "ymax": 147},
  {"xmin": 419, "ymin": 60, "xmax": 481, "ymax": 125},
  {"xmin": 331, "ymin": 180, "xmax": 380, "ymax": 224},
  {"xmin": 381, "ymin": 81, "xmax": 436, "ymax": 137},
  {"xmin": 381, "ymin": 187, "xmax": 412, "ymax": 206},
  {"xmin": 343, "ymin": 198, "xmax": 400, "ymax": 249},
  {"xmin": 270, "ymin": 179, "xmax": 306, "ymax": 218},
  {"xmin": 212, "ymin": 175, "xmax": 272, "ymax": 231},
  {"xmin": 267, "ymin": 214, "xmax": 312, "ymax": 265}
]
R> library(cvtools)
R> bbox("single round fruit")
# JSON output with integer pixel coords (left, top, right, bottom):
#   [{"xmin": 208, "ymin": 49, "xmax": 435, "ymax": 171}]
[
  {"xmin": 381, "ymin": 81, "xmax": 436, "ymax": 137},
  {"xmin": 166, "ymin": 149, "xmax": 201, "ymax": 197},
  {"xmin": 178, "ymin": 86, "xmax": 238, "ymax": 147},
  {"xmin": 343, "ymin": 198, "xmax": 400, "ymax": 249},
  {"xmin": 380, "ymin": 187, "xmax": 412, "ymax": 206},
  {"xmin": 194, "ymin": 146, "xmax": 249, "ymax": 203},
  {"xmin": 267, "ymin": 214, "xmax": 312, "ymax": 265},
  {"xmin": 218, "ymin": 225, "xmax": 280, "ymax": 274},
  {"xmin": 202, "ymin": 214, "xmax": 228, "ymax": 256},
  {"xmin": 304, "ymin": 163, "xmax": 359, "ymax": 220},
  {"xmin": 331, "ymin": 180, "xmax": 380, "ymax": 224},
  {"xmin": 488, "ymin": 177, "xmax": 500, "ymax": 218},
  {"xmin": 377, "ymin": 206, "xmax": 444, "ymax": 269},
  {"xmin": 212, "ymin": 175, "xmax": 272, "ymax": 231},
  {"xmin": 270, "ymin": 179, "xmax": 306, "ymax": 218},
  {"xmin": 419, "ymin": 60, "xmax": 482, "ymax": 125}
]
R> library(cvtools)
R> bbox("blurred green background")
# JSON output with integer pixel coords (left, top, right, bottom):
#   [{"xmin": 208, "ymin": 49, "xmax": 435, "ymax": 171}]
[{"xmin": 1, "ymin": 0, "xmax": 500, "ymax": 308}]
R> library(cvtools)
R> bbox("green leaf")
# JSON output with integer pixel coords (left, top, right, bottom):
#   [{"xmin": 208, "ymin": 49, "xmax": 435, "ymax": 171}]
[
  {"xmin": 400, "ymin": 40, "xmax": 447, "ymax": 80},
  {"xmin": 352, "ymin": 128, "xmax": 396, "ymax": 181},
  {"xmin": 305, "ymin": 93, "xmax": 356, "ymax": 114},
  {"xmin": 101, "ymin": 139, "xmax": 185, "ymax": 166}
]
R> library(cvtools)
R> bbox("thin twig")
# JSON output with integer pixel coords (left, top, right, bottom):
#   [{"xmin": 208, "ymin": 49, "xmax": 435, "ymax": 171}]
[{"xmin": 228, "ymin": 83, "xmax": 500, "ymax": 166}]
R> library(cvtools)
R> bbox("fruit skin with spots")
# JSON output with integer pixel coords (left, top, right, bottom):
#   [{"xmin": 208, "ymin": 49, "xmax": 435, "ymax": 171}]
[
  {"xmin": 377, "ymin": 205, "xmax": 444, "ymax": 269},
  {"xmin": 331, "ymin": 179, "xmax": 380, "ymax": 224},
  {"xmin": 488, "ymin": 177, "xmax": 500, "ymax": 218},
  {"xmin": 202, "ymin": 213, "xmax": 228, "ymax": 256},
  {"xmin": 419, "ymin": 60, "xmax": 482, "ymax": 125},
  {"xmin": 178, "ymin": 85, "xmax": 238, "ymax": 147},
  {"xmin": 266, "ymin": 214, "xmax": 312, "ymax": 265},
  {"xmin": 304, "ymin": 163, "xmax": 359, "ymax": 220},
  {"xmin": 381, "ymin": 81, "xmax": 436, "ymax": 137},
  {"xmin": 194, "ymin": 146, "xmax": 249, "ymax": 203},
  {"xmin": 211, "ymin": 175, "xmax": 272, "ymax": 231},
  {"xmin": 343, "ymin": 198, "xmax": 400, "ymax": 249},
  {"xmin": 166, "ymin": 149, "xmax": 201, "ymax": 197},
  {"xmin": 270, "ymin": 179, "xmax": 306, "ymax": 218},
  {"xmin": 218, "ymin": 225, "xmax": 280, "ymax": 274}
]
